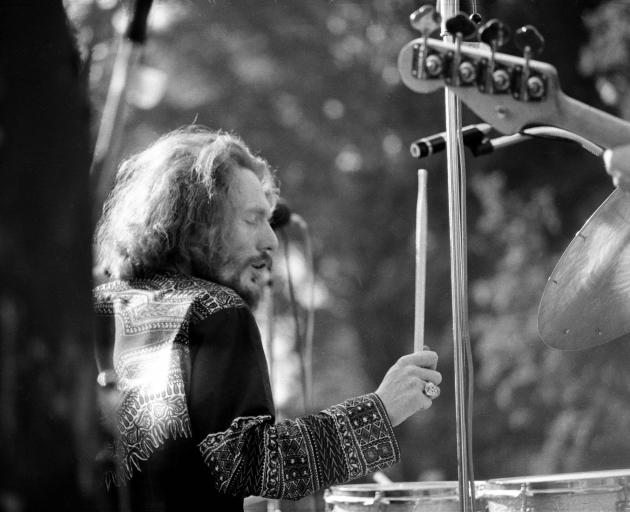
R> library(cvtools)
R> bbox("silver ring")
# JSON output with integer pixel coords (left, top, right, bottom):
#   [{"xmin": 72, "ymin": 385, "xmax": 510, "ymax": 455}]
[{"xmin": 423, "ymin": 382, "xmax": 440, "ymax": 399}]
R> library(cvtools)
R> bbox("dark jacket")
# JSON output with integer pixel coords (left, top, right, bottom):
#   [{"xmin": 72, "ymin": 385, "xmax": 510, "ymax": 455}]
[{"xmin": 93, "ymin": 273, "xmax": 399, "ymax": 512}]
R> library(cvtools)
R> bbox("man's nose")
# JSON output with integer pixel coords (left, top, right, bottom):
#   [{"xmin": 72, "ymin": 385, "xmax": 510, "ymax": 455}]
[{"xmin": 259, "ymin": 221, "xmax": 279, "ymax": 253}]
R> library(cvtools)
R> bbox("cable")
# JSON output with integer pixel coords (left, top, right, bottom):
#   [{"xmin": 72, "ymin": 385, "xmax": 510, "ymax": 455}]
[
  {"xmin": 474, "ymin": 126, "xmax": 604, "ymax": 157},
  {"xmin": 519, "ymin": 126, "xmax": 604, "ymax": 156},
  {"xmin": 278, "ymin": 217, "xmax": 316, "ymax": 414},
  {"xmin": 291, "ymin": 215, "xmax": 315, "ymax": 412},
  {"xmin": 279, "ymin": 229, "xmax": 308, "ymax": 414}
]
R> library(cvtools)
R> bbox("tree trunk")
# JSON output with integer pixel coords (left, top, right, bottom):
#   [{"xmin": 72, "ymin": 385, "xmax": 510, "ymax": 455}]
[{"xmin": 0, "ymin": 1, "xmax": 95, "ymax": 510}]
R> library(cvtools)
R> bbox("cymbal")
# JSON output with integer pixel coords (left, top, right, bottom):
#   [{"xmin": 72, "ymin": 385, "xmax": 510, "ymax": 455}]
[{"xmin": 538, "ymin": 188, "xmax": 630, "ymax": 350}]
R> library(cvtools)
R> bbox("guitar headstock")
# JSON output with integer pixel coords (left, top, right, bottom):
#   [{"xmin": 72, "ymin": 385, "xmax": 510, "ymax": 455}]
[{"xmin": 398, "ymin": 23, "xmax": 567, "ymax": 135}]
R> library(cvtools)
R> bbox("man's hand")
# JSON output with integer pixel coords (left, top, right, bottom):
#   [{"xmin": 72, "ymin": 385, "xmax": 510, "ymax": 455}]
[
  {"xmin": 375, "ymin": 350, "xmax": 442, "ymax": 427},
  {"xmin": 604, "ymin": 144, "xmax": 630, "ymax": 192}
]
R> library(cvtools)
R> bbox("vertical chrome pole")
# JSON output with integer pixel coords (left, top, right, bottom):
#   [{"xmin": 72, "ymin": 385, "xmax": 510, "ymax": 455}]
[{"xmin": 437, "ymin": 1, "xmax": 475, "ymax": 511}]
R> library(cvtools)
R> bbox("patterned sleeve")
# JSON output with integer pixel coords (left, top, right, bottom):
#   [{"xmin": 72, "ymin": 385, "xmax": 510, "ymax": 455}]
[
  {"xmin": 197, "ymin": 393, "xmax": 399, "ymax": 500},
  {"xmin": 188, "ymin": 306, "xmax": 400, "ymax": 500}
]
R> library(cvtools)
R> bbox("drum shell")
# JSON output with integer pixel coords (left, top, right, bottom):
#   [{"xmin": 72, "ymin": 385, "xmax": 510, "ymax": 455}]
[
  {"xmin": 481, "ymin": 470, "xmax": 630, "ymax": 512},
  {"xmin": 324, "ymin": 481, "xmax": 486, "ymax": 512}
]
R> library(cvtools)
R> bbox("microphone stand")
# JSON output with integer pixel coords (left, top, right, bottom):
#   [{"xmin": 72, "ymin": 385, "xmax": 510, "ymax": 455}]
[
  {"xmin": 263, "ymin": 283, "xmax": 282, "ymax": 512},
  {"xmin": 90, "ymin": 0, "xmax": 153, "ymax": 228},
  {"xmin": 437, "ymin": 1, "xmax": 476, "ymax": 511},
  {"xmin": 90, "ymin": 6, "xmax": 153, "ymax": 512}
]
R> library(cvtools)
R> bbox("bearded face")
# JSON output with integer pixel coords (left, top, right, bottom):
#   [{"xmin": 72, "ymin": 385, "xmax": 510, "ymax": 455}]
[{"xmin": 207, "ymin": 167, "xmax": 278, "ymax": 308}]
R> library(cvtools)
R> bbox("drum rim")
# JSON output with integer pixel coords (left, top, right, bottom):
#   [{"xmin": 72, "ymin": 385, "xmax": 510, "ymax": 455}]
[
  {"xmin": 486, "ymin": 469, "xmax": 630, "ymax": 488},
  {"xmin": 483, "ymin": 469, "xmax": 630, "ymax": 495},
  {"xmin": 326, "ymin": 481, "xmax": 486, "ymax": 499}
]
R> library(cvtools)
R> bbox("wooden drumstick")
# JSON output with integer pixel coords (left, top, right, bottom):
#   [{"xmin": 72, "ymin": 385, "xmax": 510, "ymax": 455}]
[{"xmin": 414, "ymin": 169, "xmax": 428, "ymax": 352}]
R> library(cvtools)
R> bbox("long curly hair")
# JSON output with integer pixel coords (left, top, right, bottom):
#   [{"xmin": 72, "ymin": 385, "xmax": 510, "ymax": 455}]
[{"xmin": 95, "ymin": 125, "xmax": 278, "ymax": 281}]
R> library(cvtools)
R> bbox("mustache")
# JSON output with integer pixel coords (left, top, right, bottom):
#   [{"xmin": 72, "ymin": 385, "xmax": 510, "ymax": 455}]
[{"xmin": 249, "ymin": 252, "xmax": 273, "ymax": 270}]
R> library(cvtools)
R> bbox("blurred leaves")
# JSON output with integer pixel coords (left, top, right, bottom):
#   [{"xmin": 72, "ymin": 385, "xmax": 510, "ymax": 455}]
[{"xmin": 66, "ymin": 0, "xmax": 630, "ymax": 485}]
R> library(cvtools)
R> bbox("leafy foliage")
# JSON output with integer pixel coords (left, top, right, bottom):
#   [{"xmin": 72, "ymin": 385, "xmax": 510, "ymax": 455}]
[{"xmin": 67, "ymin": 0, "xmax": 630, "ymax": 490}]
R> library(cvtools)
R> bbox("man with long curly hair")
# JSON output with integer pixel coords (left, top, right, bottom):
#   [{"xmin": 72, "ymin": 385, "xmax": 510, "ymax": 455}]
[{"xmin": 93, "ymin": 125, "xmax": 442, "ymax": 511}]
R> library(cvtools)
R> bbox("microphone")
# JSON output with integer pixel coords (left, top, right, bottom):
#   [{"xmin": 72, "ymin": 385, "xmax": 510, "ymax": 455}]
[
  {"xmin": 271, "ymin": 201, "xmax": 307, "ymax": 230},
  {"xmin": 270, "ymin": 201, "xmax": 293, "ymax": 230},
  {"xmin": 410, "ymin": 123, "xmax": 493, "ymax": 158},
  {"xmin": 126, "ymin": 0, "xmax": 154, "ymax": 44}
]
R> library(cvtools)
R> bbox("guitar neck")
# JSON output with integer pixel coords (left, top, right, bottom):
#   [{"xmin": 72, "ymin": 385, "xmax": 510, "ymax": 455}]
[
  {"xmin": 397, "ymin": 36, "xmax": 630, "ymax": 150},
  {"xmin": 559, "ymin": 94, "xmax": 630, "ymax": 149}
]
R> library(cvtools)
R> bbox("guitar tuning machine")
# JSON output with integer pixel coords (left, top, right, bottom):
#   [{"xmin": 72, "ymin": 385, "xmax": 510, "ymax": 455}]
[
  {"xmin": 445, "ymin": 12, "xmax": 478, "ymax": 40},
  {"xmin": 469, "ymin": 12, "xmax": 483, "ymax": 26},
  {"xmin": 425, "ymin": 54, "xmax": 444, "ymax": 78},
  {"xmin": 458, "ymin": 61, "xmax": 477, "ymax": 85},
  {"xmin": 478, "ymin": 18, "xmax": 512, "ymax": 94},
  {"xmin": 526, "ymin": 76, "xmax": 546, "ymax": 99},
  {"xmin": 410, "ymin": 5, "xmax": 441, "ymax": 79},
  {"xmin": 515, "ymin": 24, "xmax": 545, "ymax": 60},
  {"xmin": 411, "ymin": 44, "xmax": 445, "ymax": 80},
  {"xmin": 410, "ymin": 5, "xmax": 441, "ymax": 35},
  {"xmin": 444, "ymin": 13, "xmax": 477, "ymax": 86},
  {"xmin": 492, "ymin": 69, "xmax": 511, "ymax": 93},
  {"xmin": 514, "ymin": 25, "xmax": 546, "ymax": 100}
]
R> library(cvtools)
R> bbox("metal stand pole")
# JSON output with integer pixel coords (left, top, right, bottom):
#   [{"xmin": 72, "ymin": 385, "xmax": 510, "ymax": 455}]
[{"xmin": 438, "ymin": 1, "xmax": 475, "ymax": 510}]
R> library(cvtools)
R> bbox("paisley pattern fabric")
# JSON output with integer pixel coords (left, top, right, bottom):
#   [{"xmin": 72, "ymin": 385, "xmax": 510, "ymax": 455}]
[
  {"xmin": 95, "ymin": 274, "xmax": 244, "ymax": 483},
  {"xmin": 94, "ymin": 273, "xmax": 400, "ymax": 507},
  {"xmin": 114, "ymin": 342, "xmax": 192, "ymax": 481}
]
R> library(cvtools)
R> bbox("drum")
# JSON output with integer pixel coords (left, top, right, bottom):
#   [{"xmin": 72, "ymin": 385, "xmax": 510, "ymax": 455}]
[
  {"xmin": 482, "ymin": 469, "xmax": 630, "ymax": 512},
  {"xmin": 324, "ymin": 482, "xmax": 486, "ymax": 512}
]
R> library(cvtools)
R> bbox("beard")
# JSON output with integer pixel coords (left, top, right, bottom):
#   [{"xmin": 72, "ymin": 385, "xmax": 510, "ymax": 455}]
[{"xmin": 207, "ymin": 250, "xmax": 272, "ymax": 309}]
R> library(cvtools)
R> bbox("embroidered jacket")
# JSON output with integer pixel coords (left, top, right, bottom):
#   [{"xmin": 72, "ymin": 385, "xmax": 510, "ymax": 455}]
[{"xmin": 94, "ymin": 273, "xmax": 400, "ymax": 511}]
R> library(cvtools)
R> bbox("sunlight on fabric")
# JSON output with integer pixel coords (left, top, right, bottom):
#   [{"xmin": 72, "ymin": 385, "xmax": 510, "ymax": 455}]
[{"xmin": 137, "ymin": 346, "xmax": 174, "ymax": 395}]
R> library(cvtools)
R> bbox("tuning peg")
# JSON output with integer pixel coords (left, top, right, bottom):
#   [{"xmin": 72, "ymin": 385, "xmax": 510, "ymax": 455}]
[
  {"xmin": 514, "ymin": 25, "xmax": 545, "ymax": 56},
  {"xmin": 478, "ymin": 19, "xmax": 511, "ymax": 49},
  {"xmin": 410, "ymin": 5, "xmax": 441, "ymax": 35},
  {"xmin": 409, "ymin": 5, "xmax": 442, "ymax": 81},
  {"xmin": 442, "ymin": 13, "xmax": 476, "ymax": 87},
  {"xmin": 445, "ymin": 13, "xmax": 477, "ymax": 39},
  {"xmin": 513, "ymin": 25, "xmax": 546, "ymax": 101},
  {"xmin": 469, "ymin": 12, "xmax": 483, "ymax": 26},
  {"xmin": 476, "ymin": 19, "xmax": 511, "ymax": 94}
]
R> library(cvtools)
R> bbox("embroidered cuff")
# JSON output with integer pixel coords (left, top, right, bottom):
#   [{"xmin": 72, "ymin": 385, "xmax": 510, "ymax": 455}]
[
  {"xmin": 324, "ymin": 393, "xmax": 400, "ymax": 479},
  {"xmin": 198, "ymin": 415, "xmax": 272, "ymax": 495}
]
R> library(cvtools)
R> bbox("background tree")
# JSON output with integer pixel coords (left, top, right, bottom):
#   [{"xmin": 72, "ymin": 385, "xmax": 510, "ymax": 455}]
[{"xmin": 0, "ymin": 1, "xmax": 94, "ymax": 511}]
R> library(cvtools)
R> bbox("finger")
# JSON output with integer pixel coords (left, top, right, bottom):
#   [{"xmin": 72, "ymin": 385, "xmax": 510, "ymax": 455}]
[
  {"xmin": 403, "ymin": 366, "xmax": 442, "ymax": 385},
  {"xmin": 397, "ymin": 351, "xmax": 438, "ymax": 370},
  {"xmin": 419, "ymin": 368, "xmax": 442, "ymax": 385}
]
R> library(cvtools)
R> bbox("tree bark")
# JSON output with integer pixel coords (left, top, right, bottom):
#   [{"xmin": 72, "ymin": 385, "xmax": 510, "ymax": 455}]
[{"xmin": 0, "ymin": 1, "xmax": 94, "ymax": 509}]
